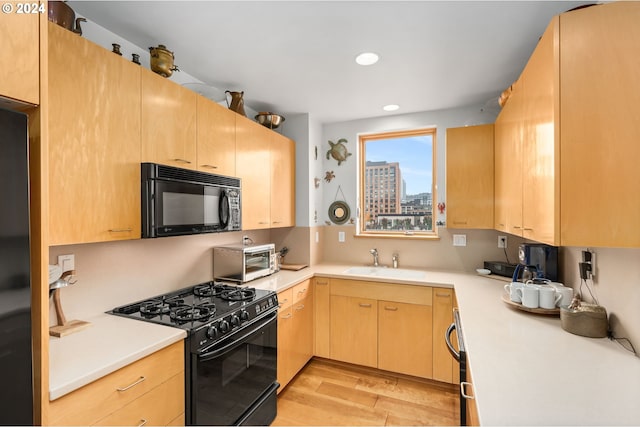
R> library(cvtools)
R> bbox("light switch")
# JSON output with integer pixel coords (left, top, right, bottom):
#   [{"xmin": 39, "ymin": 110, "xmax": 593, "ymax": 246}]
[
  {"xmin": 453, "ymin": 234, "xmax": 467, "ymax": 247},
  {"xmin": 315, "ymin": 231, "xmax": 319, "ymax": 243},
  {"xmin": 338, "ymin": 231, "xmax": 345, "ymax": 242}
]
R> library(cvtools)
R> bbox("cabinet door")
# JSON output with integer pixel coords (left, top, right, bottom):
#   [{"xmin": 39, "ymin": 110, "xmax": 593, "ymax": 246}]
[
  {"xmin": 270, "ymin": 133, "xmax": 295, "ymax": 228},
  {"xmin": 48, "ymin": 22, "xmax": 141, "ymax": 245},
  {"xmin": 329, "ymin": 295, "xmax": 377, "ymax": 367},
  {"xmin": 141, "ymin": 70, "xmax": 196, "ymax": 169},
  {"xmin": 494, "ymin": 83, "xmax": 523, "ymax": 236},
  {"xmin": 378, "ymin": 300, "xmax": 433, "ymax": 379},
  {"xmin": 521, "ymin": 18, "xmax": 559, "ymax": 245},
  {"xmin": 0, "ymin": 5, "xmax": 39, "ymax": 104},
  {"xmin": 236, "ymin": 117, "xmax": 271, "ymax": 229},
  {"xmin": 291, "ymin": 282, "xmax": 313, "ymax": 375},
  {"xmin": 560, "ymin": 2, "xmax": 640, "ymax": 247},
  {"xmin": 313, "ymin": 278, "xmax": 331, "ymax": 358},
  {"xmin": 196, "ymin": 95, "xmax": 236, "ymax": 176},
  {"xmin": 432, "ymin": 288, "xmax": 455, "ymax": 384},
  {"xmin": 276, "ymin": 305, "xmax": 294, "ymax": 392},
  {"xmin": 446, "ymin": 125, "xmax": 494, "ymax": 229}
]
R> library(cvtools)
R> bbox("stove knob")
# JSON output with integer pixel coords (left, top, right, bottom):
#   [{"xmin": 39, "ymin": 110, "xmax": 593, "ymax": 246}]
[
  {"xmin": 219, "ymin": 320, "xmax": 230, "ymax": 333},
  {"xmin": 240, "ymin": 310, "xmax": 250, "ymax": 322},
  {"xmin": 230, "ymin": 314, "xmax": 240, "ymax": 327},
  {"xmin": 206, "ymin": 325, "xmax": 219, "ymax": 339}
]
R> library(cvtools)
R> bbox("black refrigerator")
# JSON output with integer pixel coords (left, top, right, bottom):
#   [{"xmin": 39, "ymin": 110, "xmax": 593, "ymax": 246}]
[{"xmin": 0, "ymin": 107, "xmax": 33, "ymax": 424}]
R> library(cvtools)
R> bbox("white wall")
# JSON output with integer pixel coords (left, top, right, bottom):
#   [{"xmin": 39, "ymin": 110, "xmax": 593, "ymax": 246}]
[{"xmin": 320, "ymin": 103, "xmax": 498, "ymax": 226}]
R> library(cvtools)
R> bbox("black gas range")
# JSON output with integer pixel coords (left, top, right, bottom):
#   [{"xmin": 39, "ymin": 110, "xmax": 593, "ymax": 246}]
[{"xmin": 110, "ymin": 281, "xmax": 279, "ymax": 426}]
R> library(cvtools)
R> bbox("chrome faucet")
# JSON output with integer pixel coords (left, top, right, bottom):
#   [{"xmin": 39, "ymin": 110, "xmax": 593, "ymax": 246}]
[
  {"xmin": 370, "ymin": 248, "xmax": 379, "ymax": 267},
  {"xmin": 392, "ymin": 253, "xmax": 399, "ymax": 269}
]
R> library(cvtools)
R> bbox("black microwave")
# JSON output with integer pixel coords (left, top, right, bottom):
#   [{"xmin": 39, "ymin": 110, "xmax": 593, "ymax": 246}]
[{"xmin": 141, "ymin": 163, "xmax": 241, "ymax": 238}]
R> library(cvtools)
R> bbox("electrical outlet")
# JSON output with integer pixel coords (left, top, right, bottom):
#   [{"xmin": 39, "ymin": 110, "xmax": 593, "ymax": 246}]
[
  {"xmin": 581, "ymin": 248, "xmax": 596, "ymax": 279},
  {"xmin": 338, "ymin": 231, "xmax": 345, "ymax": 243},
  {"xmin": 453, "ymin": 234, "xmax": 467, "ymax": 247},
  {"xmin": 57, "ymin": 254, "xmax": 75, "ymax": 273},
  {"xmin": 498, "ymin": 235, "xmax": 507, "ymax": 248}
]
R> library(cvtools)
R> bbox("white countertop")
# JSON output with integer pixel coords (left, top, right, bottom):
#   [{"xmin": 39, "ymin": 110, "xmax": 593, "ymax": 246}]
[
  {"xmin": 49, "ymin": 264, "xmax": 640, "ymax": 426},
  {"xmin": 49, "ymin": 313, "xmax": 186, "ymax": 400}
]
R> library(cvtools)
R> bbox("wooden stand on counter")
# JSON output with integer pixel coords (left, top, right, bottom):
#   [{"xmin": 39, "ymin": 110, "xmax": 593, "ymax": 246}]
[
  {"xmin": 279, "ymin": 264, "xmax": 308, "ymax": 271},
  {"xmin": 49, "ymin": 288, "xmax": 91, "ymax": 337}
]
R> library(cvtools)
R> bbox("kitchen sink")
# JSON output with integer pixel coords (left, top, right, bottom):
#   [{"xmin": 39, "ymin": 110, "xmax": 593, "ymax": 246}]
[{"xmin": 342, "ymin": 266, "xmax": 426, "ymax": 280}]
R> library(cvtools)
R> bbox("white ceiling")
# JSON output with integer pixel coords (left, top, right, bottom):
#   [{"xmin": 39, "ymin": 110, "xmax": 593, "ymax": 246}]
[{"xmin": 68, "ymin": 1, "xmax": 591, "ymax": 124}]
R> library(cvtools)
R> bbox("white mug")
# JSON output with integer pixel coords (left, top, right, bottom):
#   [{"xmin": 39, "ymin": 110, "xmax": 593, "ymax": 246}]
[
  {"xmin": 539, "ymin": 286, "xmax": 561, "ymax": 309},
  {"xmin": 505, "ymin": 282, "xmax": 525, "ymax": 303},
  {"xmin": 555, "ymin": 286, "xmax": 574, "ymax": 307},
  {"xmin": 521, "ymin": 285, "xmax": 539, "ymax": 308}
]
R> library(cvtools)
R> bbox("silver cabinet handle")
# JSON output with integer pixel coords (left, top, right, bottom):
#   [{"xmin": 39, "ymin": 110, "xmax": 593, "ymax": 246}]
[
  {"xmin": 523, "ymin": 227, "xmax": 533, "ymax": 231},
  {"xmin": 116, "ymin": 376, "xmax": 145, "ymax": 392},
  {"xmin": 173, "ymin": 158, "xmax": 192, "ymax": 164},
  {"xmin": 435, "ymin": 292, "xmax": 451, "ymax": 298},
  {"xmin": 453, "ymin": 221, "xmax": 468, "ymax": 225},
  {"xmin": 384, "ymin": 306, "xmax": 398, "ymax": 311},
  {"xmin": 316, "ymin": 281, "xmax": 328, "ymax": 286},
  {"xmin": 461, "ymin": 381, "xmax": 475, "ymax": 400},
  {"xmin": 295, "ymin": 304, "xmax": 305, "ymax": 311},
  {"xmin": 513, "ymin": 225, "xmax": 522, "ymax": 229},
  {"xmin": 138, "ymin": 420, "xmax": 147, "ymax": 427},
  {"xmin": 201, "ymin": 164, "xmax": 218, "ymax": 169},
  {"xmin": 298, "ymin": 289, "xmax": 307, "ymax": 294},
  {"xmin": 259, "ymin": 221, "xmax": 269, "ymax": 225},
  {"xmin": 278, "ymin": 298, "xmax": 288, "ymax": 307},
  {"xmin": 358, "ymin": 303, "xmax": 372, "ymax": 308},
  {"xmin": 281, "ymin": 313, "xmax": 292, "ymax": 319},
  {"xmin": 108, "ymin": 228, "xmax": 133, "ymax": 233}
]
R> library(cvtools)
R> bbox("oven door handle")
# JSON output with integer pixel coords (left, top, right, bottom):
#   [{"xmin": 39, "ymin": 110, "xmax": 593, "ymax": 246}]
[
  {"xmin": 445, "ymin": 321, "xmax": 460, "ymax": 362},
  {"xmin": 198, "ymin": 312, "xmax": 276, "ymax": 360}
]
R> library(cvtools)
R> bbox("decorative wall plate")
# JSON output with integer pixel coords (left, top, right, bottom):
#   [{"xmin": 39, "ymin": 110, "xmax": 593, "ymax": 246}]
[{"xmin": 328, "ymin": 200, "xmax": 350, "ymax": 225}]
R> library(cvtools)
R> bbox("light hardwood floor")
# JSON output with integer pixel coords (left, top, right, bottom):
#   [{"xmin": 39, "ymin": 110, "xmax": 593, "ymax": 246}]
[{"xmin": 273, "ymin": 358, "xmax": 459, "ymax": 426}]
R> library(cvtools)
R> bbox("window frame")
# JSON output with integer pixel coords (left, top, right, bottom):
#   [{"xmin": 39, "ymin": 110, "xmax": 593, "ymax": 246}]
[{"xmin": 357, "ymin": 127, "xmax": 438, "ymax": 240}]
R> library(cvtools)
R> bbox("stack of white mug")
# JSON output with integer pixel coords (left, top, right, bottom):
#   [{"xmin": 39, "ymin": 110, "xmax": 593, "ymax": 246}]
[{"xmin": 505, "ymin": 280, "xmax": 573, "ymax": 309}]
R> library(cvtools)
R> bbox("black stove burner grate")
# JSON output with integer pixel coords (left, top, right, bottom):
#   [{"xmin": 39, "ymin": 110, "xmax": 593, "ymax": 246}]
[
  {"xmin": 220, "ymin": 288, "xmax": 256, "ymax": 302},
  {"xmin": 170, "ymin": 303, "xmax": 216, "ymax": 323}
]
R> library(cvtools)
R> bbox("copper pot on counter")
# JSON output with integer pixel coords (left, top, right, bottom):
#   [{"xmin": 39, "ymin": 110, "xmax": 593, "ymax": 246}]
[{"xmin": 48, "ymin": 1, "xmax": 86, "ymax": 35}]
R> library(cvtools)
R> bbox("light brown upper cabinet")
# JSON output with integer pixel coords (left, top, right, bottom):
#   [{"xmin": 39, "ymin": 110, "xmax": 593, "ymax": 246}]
[
  {"xmin": 142, "ymin": 71, "xmax": 197, "ymax": 170},
  {"xmin": 236, "ymin": 116, "xmax": 295, "ymax": 230},
  {"xmin": 270, "ymin": 132, "xmax": 295, "ymax": 228},
  {"xmin": 446, "ymin": 124, "xmax": 494, "ymax": 229},
  {"xmin": 559, "ymin": 2, "xmax": 640, "ymax": 247},
  {"xmin": 196, "ymin": 96, "xmax": 236, "ymax": 177},
  {"xmin": 495, "ymin": 2, "xmax": 640, "ymax": 247},
  {"xmin": 494, "ymin": 17, "xmax": 558, "ymax": 245},
  {"xmin": 494, "ymin": 82, "xmax": 524, "ymax": 236},
  {"xmin": 0, "ymin": 7, "xmax": 39, "ymax": 105},
  {"xmin": 236, "ymin": 117, "xmax": 271, "ymax": 229},
  {"xmin": 48, "ymin": 22, "xmax": 141, "ymax": 245}
]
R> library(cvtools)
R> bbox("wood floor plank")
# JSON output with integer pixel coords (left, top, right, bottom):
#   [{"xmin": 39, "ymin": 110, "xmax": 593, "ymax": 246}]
[
  {"xmin": 316, "ymin": 381, "xmax": 379, "ymax": 408},
  {"xmin": 273, "ymin": 358, "xmax": 459, "ymax": 426}
]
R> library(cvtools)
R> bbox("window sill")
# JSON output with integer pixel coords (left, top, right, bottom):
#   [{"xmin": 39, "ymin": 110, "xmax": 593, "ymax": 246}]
[{"xmin": 354, "ymin": 231, "xmax": 441, "ymax": 241}]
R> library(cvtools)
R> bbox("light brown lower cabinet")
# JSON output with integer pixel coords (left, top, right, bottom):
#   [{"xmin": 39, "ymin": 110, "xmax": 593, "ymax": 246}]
[
  {"xmin": 48, "ymin": 341, "xmax": 184, "ymax": 426},
  {"xmin": 378, "ymin": 300, "xmax": 433, "ymax": 378},
  {"xmin": 464, "ymin": 367, "xmax": 480, "ymax": 426},
  {"xmin": 277, "ymin": 280, "xmax": 313, "ymax": 392},
  {"xmin": 329, "ymin": 295, "xmax": 378, "ymax": 368}
]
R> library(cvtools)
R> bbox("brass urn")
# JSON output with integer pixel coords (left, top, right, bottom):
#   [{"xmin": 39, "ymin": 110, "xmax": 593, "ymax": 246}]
[{"xmin": 149, "ymin": 45, "xmax": 180, "ymax": 78}]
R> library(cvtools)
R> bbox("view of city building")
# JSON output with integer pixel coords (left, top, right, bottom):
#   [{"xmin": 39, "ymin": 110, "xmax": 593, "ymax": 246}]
[{"xmin": 364, "ymin": 161, "xmax": 433, "ymax": 231}]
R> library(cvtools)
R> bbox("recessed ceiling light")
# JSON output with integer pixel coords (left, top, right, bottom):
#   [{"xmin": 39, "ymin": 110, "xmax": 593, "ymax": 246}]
[
  {"xmin": 355, "ymin": 52, "xmax": 379, "ymax": 66},
  {"xmin": 383, "ymin": 104, "xmax": 399, "ymax": 112}
]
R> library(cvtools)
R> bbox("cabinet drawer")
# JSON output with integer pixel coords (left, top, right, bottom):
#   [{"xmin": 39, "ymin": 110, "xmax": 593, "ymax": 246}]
[
  {"xmin": 49, "ymin": 341, "xmax": 184, "ymax": 426},
  {"xmin": 330, "ymin": 278, "xmax": 432, "ymax": 305},
  {"xmin": 292, "ymin": 280, "xmax": 311, "ymax": 304},
  {"xmin": 94, "ymin": 373, "xmax": 184, "ymax": 426},
  {"xmin": 278, "ymin": 288, "xmax": 293, "ymax": 310}
]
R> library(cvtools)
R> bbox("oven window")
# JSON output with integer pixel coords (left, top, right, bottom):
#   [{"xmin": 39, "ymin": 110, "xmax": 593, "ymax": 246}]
[
  {"xmin": 192, "ymin": 318, "xmax": 277, "ymax": 426},
  {"xmin": 246, "ymin": 252, "xmax": 270, "ymax": 274},
  {"xmin": 157, "ymin": 180, "xmax": 222, "ymax": 227},
  {"xmin": 163, "ymin": 192, "xmax": 219, "ymax": 225}
]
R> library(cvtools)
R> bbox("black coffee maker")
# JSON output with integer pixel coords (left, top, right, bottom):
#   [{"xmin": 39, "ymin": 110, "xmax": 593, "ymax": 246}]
[{"xmin": 512, "ymin": 243, "xmax": 558, "ymax": 282}]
